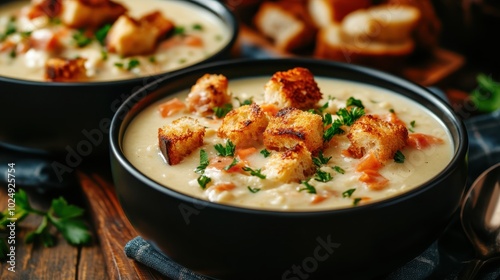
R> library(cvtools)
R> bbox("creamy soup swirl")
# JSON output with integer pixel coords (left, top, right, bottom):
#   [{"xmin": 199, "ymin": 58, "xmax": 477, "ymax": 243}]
[{"xmin": 123, "ymin": 72, "xmax": 453, "ymax": 211}]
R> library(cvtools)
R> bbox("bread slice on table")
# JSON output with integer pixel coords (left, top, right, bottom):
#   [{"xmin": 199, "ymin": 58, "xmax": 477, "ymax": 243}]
[
  {"xmin": 253, "ymin": 1, "xmax": 316, "ymax": 52},
  {"xmin": 341, "ymin": 4, "xmax": 421, "ymax": 43},
  {"xmin": 308, "ymin": 0, "xmax": 372, "ymax": 27},
  {"xmin": 315, "ymin": 24, "xmax": 415, "ymax": 71}
]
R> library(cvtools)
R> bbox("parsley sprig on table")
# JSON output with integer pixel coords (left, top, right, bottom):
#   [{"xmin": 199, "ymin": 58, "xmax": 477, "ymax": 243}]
[{"xmin": 0, "ymin": 190, "xmax": 91, "ymax": 259}]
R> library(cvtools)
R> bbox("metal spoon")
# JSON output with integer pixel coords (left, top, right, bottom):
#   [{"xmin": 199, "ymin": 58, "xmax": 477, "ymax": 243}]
[{"xmin": 459, "ymin": 162, "xmax": 500, "ymax": 279}]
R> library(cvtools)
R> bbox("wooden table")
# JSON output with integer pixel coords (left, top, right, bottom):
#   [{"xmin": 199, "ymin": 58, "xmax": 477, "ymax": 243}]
[{"xmin": 1, "ymin": 18, "xmax": 498, "ymax": 280}]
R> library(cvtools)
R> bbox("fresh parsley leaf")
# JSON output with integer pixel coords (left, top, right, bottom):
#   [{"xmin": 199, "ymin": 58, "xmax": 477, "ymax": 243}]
[
  {"xmin": 337, "ymin": 107, "xmax": 364, "ymax": 126},
  {"xmin": 214, "ymin": 140, "xmax": 235, "ymax": 157},
  {"xmin": 470, "ymin": 73, "xmax": 500, "ymax": 113},
  {"xmin": 224, "ymin": 158, "xmax": 239, "ymax": 171},
  {"xmin": 323, "ymin": 123, "xmax": 345, "ymax": 142},
  {"xmin": 73, "ymin": 30, "xmax": 92, "ymax": 47},
  {"xmin": 213, "ymin": 103, "xmax": 233, "ymax": 118},
  {"xmin": 389, "ymin": 108, "xmax": 395, "ymax": 114},
  {"xmin": 260, "ymin": 149, "xmax": 271, "ymax": 158},
  {"xmin": 342, "ymin": 188, "xmax": 356, "ymax": 198},
  {"xmin": 235, "ymin": 97, "xmax": 253, "ymax": 106},
  {"xmin": 323, "ymin": 113, "xmax": 333, "ymax": 126},
  {"xmin": 394, "ymin": 150, "xmax": 405, "ymax": 163},
  {"xmin": 25, "ymin": 216, "xmax": 55, "ymax": 247},
  {"xmin": 314, "ymin": 169, "xmax": 333, "ymax": 182},
  {"xmin": 323, "ymin": 107, "xmax": 365, "ymax": 142},
  {"xmin": 192, "ymin": 23, "xmax": 204, "ymax": 30},
  {"xmin": 95, "ymin": 24, "xmax": 111, "ymax": 45},
  {"xmin": 101, "ymin": 50, "xmax": 108, "ymax": 61},
  {"xmin": 114, "ymin": 62, "xmax": 124, "ymax": 68},
  {"xmin": 409, "ymin": 120, "xmax": 416, "ymax": 133},
  {"xmin": 51, "ymin": 197, "xmax": 85, "ymax": 219},
  {"xmin": 197, "ymin": 175, "xmax": 211, "ymax": 189},
  {"xmin": 242, "ymin": 166, "xmax": 266, "ymax": 179},
  {"xmin": 353, "ymin": 198, "xmax": 362, "ymax": 206},
  {"xmin": 47, "ymin": 197, "xmax": 91, "ymax": 246},
  {"xmin": 174, "ymin": 26, "xmax": 185, "ymax": 35},
  {"xmin": 313, "ymin": 151, "xmax": 331, "ymax": 167},
  {"xmin": 332, "ymin": 166, "xmax": 345, "ymax": 174},
  {"xmin": 299, "ymin": 181, "xmax": 317, "ymax": 194},
  {"xmin": 127, "ymin": 59, "xmax": 140, "ymax": 71},
  {"xmin": 247, "ymin": 186, "xmax": 261, "ymax": 193},
  {"xmin": 346, "ymin": 97, "xmax": 365, "ymax": 109},
  {"xmin": 195, "ymin": 149, "xmax": 209, "ymax": 174}
]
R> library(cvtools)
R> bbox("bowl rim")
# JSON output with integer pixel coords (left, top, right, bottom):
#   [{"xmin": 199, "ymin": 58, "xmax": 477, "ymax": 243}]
[
  {"xmin": 110, "ymin": 57, "xmax": 468, "ymax": 216},
  {"xmin": 0, "ymin": 0, "xmax": 238, "ymax": 86}
]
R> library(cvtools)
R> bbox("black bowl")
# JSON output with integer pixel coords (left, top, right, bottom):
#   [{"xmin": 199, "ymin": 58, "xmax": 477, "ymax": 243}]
[
  {"xmin": 0, "ymin": 0, "xmax": 238, "ymax": 158},
  {"xmin": 110, "ymin": 58, "xmax": 468, "ymax": 279}
]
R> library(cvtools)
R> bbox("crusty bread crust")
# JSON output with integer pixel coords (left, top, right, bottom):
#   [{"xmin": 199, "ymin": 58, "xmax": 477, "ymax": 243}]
[
  {"xmin": 264, "ymin": 67, "xmax": 323, "ymax": 110},
  {"xmin": 264, "ymin": 144, "xmax": 315, "ymax": 183},
  {"xmin": 253, "ymin": 1, "xmax": 316, "ymax": 52},
  {"xmin": 315, "ymin": 24, "xmax": 414, "ymax": 71},
  {"xmin": 218, "ymin": 103, "xmax": 269, "ymax": 148},
  {"xmin": 346, "ymin": 114, "xmax": 408, "ymax": 162},
  {"xmin": 45, "ymin": 57, "xmax": 87, "ymax": 81},
  {"xmin": 264, "ymin": 107, "xmax": 324, "ymax": 154},
  {"xmin": 308, "ymin": 0, "xmax": 372, "ymax": 27},
  {"xmin": 185, "ymin": 74, "xmax": 231, "ymax": 116},
  {"xmin": 158, "ymin": 116, "xmax": 205, "ymax": 165}
]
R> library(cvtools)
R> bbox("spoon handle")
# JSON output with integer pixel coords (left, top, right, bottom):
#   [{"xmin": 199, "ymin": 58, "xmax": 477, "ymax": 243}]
[{"xmin": 458, "ymin": 259, "xmax": 486, "ymax": 280}]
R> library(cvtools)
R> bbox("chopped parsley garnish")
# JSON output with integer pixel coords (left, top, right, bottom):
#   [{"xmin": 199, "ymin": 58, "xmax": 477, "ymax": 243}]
[
  {"xmin": 179, "ymin": 58, "xmax": 187, "ymax": 64},
  {"xmin": 114, "ymin": 62, "xmax": 124, "ymax": 68},
  {"xmin": 174, "ymin": 26, "xmax": 186, "ymax": 35},
  {"xmin": 1, "ymin": 17, "xmax": 17, "ymax": 41},
  {"xmin": 342, "ymin": 188, "xmax": 356, "ymax": 198},
  {"xmin": 192, "ymin": 23, "xmax": 204, "ymax": 30},
  {"xmin": 313, "ymin": 151, "xmax": 331, "ymax": 167},
  {"xmin": 195, "ymin": 150, "xmax": 209, "ymax": 174},
  {"xmin": 332, "ymin": 166, "xmax": 345, "ymax": 174},
  {"xmin": 235, "ymin": 97, "xmax": 253, "ymax": 106},
  {"xmin": 242, "ymin": 167, "xmax": 266, "ymax": 179},
  {"xmin": 299, "ymin": 181, "xmax": 317, "ymax": 194},
  {"xmin": 247, "ymin": 186, "xmax": 261, "ymax": 193},
  {"xmin": 73, "ymin": 30, "xmax": 92, "ymax": 47},
  {"xmin": 197, "ymin": 175, "xmax": 211, "ymax": 189},
  {"xmin": 95, "ymin": 24, "xmax": 111, "ymax": 45},
  {"xmin": 149, "ymin": 56, "xmax": 157, "ymax": 63},
  {"xmin": 314, "ymin": 170, "xmax": 333, "ymax": 183},
  {"xmin": 127, "ymin": 59, "xmax": 140, "ymax": 70},
  {"xmin": 389, "ymin": 108, "xmax": 395, "ymax": 114},
  {"xmin": 50, "ymin": 17, "xmax": 62, "ymax": 25},
  {"xmin": 214, "ymin": 140, "xmax": 235, "ymax": 157},
  {"xmin": 346, "ymin": 97, "xmax": 365, "ymax": 109},
  {"xmin": 409, "ymin": 120, "xmax": 416, "ymax": 133},
  {"xmin": 224, "ymin": 158, "xmax": 239, "ymax": 171},
  {"xmin": 260, "ymin": 149, "xmax": 271, "ymax": 158},
  {"xmin": 101, "ymin": 50, "xmax": 108, "ymax": 61},
  {"xmin": 323, "ymin": 107, "xmax": 365, "ymax": 142},
  {"xmin": 213, "ymin": 103, "xmax": 233, "ymax": 118},
  {"xmin": 9, "ymin": 48, "xmax": 16, "ymax": 58},
  {"xmin": 394, "ymin": 151, "xmax": 405, "ymax": 163},
  {"xmin": 353, "ymin": 198, "xmax": 362, "ymax": 206}
]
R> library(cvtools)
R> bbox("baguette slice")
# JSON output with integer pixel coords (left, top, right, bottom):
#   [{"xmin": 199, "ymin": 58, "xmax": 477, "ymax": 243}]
[
  {"xmin": 341, "ymin": 4, "xmax": 420, "ymax": 43},
  {"xmin": 308, "ymin": 0, "xmax": 372, "ymax": 27},
  {"xmin": 253, "ymin": 1, "xmax": 316, "ymax": 52},
  {"xmin": 315, "ymin": 24, "xmax": 414, "ymax": 71}
]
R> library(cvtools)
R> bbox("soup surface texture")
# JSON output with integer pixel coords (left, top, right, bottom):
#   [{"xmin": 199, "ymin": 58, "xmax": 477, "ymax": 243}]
[
  {"xmin": 0, "ymin": 0, "xmax": 229, "ymax": 81},
  {"xmin": 123, "ymin": 73, "xmax": 453, "ymax": 211}
]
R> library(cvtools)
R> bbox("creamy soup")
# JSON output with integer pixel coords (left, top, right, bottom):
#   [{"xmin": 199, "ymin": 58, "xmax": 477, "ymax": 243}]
[
  {"xmin": 0, "ymin": 0, "xmax": 230, "ymax": 81},
  {"xmin": 123, "ymin": 75, "xmax": 453, "ymax": 211}
]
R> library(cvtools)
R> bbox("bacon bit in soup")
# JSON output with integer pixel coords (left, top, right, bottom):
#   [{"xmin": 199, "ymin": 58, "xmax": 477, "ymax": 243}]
[
  {"xmin": 359, "ymin": 169, "xmax": 389, "ymax": 190},
  {"xmin": 158, "ymin": 98, "xmax": 186, "ymax": 117},
  {"xmin": 356, "ymin": 153, "xmax": 383, "ymax": 172},
  {"xmin": 236, "ymin": 147, "xmax": 257, "ymax": 160},
  {"xmin": 208, "ymin": 156, "xmax": 247, "ymax": 173},
  {"xmin": 407, "ymin": 133, "xmax": 444, "ymax": 150},
  {"xmin": 212, "ymin": 183, "xmax": 236, "ymax": 192}
]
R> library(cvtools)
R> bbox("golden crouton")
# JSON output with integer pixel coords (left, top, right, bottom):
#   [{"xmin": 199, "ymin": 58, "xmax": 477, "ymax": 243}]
[
  {"xmin": 185, "ymin": 74, "xmax": 231, "ymax": 116},
  {"xmin": 263, "ymin": 107, "xmax": 323, "ymax": 153},
  {"xmin": 346, "ymin": 115, "xmax": 408, "ymax": 162},
  {"xmin": 218, "ymin": 104, "xmax": 269, "ymax": 148},
  {"xmin": 264, "ymin": 67, "xmax": 323, "ymax": 110},
  {"xmin": 158, "ymin": 117, "xmax": 206, "ymax": 165},
  {"xmin": 44, "ymin": 57, "xmax": 87, "ymax": 82},
  {"xmin": 59, "ymin": 0, "xmax": 127, "ymax": 29},
  {"xmin": 264, "ymin": 144, "xmax": 315, "ymax": 183},
  {"xmin": 107, "ymin": 11, "xmax": 174, "ymax": 56}
]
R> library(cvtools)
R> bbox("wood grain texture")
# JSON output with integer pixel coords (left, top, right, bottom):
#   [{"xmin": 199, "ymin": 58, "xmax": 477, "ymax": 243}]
[{"xmin": 78, "ymin": 172, "xmax": 168, "ymax": 280}]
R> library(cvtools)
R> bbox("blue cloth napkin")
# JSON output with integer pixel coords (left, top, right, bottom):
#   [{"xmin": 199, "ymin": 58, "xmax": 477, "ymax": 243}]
[{"xmin": 124, "ymin": 109, "xmax": 500, "ymax": 279}]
